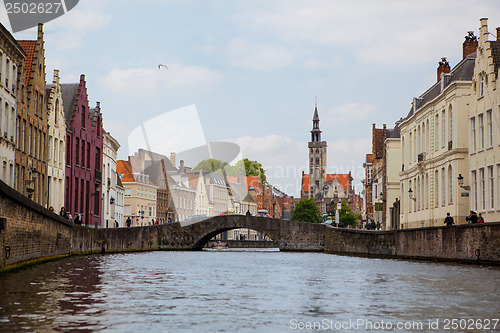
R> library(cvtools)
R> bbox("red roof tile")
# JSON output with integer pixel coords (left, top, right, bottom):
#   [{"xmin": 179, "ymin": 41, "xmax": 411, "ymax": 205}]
[
  {"xmin": 301, "ymin": 173, "xmax": 351, "ymax": 193},
  {"xmin": 17, "ymin": 40, "xmax": 36, "ymax": 82}
]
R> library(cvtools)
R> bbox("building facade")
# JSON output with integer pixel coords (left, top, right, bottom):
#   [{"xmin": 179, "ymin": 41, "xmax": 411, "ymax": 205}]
[
  {"xmin": 102, "ymin": 131, "xmax": 120, "ymax": 228},
  {"xmin": 62, "ymin": 75, "xmax": 103, "ymax": 226},
  {"xmin": 117, "ymin": 159, "xmax": 157, "ymax": 226},
  {"xmin": 0, "ymin": 23, "xmax": 25, "ymax": 188},
  {"xmin": 46, "ymin": 69, "xmax": 65, "ymax": 212},
  {"xmin": 467, "ymin": 18, "xmax": 500, "ymax": 223},
  {"xmin": 15, "ymin": 24, "xmax": 47, "ymax": 205},
  {"xmin": 399, "ymin": 37, "xmax": 476, "ymax": 228}
]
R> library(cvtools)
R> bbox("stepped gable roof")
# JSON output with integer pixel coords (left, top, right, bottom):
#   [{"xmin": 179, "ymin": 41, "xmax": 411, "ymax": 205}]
[
  {"xmin": 492, "ymin": 41, "xmax": 500, "ymax": 77},
  {"xmin": 17, "ymin": 40, "xmax": 36, "ymax": 82},
  {"xmin": 60, "ymin": 83, "xmax": 80, "ymax": 128},
  {"xmin": 403, "ymin": 53, "xmax": 476, "ymax": 121}
]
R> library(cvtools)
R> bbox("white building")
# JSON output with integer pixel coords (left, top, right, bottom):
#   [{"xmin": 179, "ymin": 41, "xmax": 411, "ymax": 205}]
[
  {"xmin": 115, "ymin": 175, "xmax": 125, "ymax": 227},
  {"xmin": 0, "ymin": 24, "xmax": 25, "ymax": 187},
  {"xmin": 102, "ymin": 131, "xmax": 121, "ymax": 227},
  {"xmin": 399, "ymin": 37, "xmax": 475, "ymax": 228},
  {"xmin": 467, "ymin": 18, "xmax": 500, "ymax": 223},
  {"xmin": 46, "ymin": 69, "xmax": 66, "ymax": 211}
]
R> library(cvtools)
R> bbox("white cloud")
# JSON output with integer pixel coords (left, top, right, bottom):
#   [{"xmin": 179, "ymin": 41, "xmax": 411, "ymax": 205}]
[
  {"xmin": 322, "ymin": 103, "xmax": 377, "ymax": 125},
  {"xmin": 226, "ymin": 37, "xmax": 295, "ymax": 70},
  {"xmin": 233, "ymin": 0, "xmax": 500, "ymax": 65},
  {"xmin": 98, "ymin": 63, "xmax": 224, "ymax": 96}
]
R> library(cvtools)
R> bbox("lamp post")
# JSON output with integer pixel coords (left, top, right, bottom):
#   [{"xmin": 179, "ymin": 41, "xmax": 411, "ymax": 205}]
[
  {"xmin": 457, "ymin": 174, "xmax": 470, "ymax": 191},
  {"xmin": 408, "ymin": 188, "xmax": 416, "ymax": 201}
]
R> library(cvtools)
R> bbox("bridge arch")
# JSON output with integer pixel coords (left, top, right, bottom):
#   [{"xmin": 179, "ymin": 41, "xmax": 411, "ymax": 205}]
[{"xmin": 179, "ymin": 215, "xmax": 325, "ymax": 251}]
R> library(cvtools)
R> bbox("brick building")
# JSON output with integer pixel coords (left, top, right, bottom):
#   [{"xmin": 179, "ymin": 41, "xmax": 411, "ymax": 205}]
[
  {"xmin": 15, "ymin": 24, "xmax": 47, "ymax": 205},
  {"xmin": 61, "ymin": 74, "xmax": 103, "ymax": 227}
]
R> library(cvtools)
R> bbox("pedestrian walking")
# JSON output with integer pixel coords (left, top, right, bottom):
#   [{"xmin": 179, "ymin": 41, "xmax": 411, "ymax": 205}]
[
  {"xmin": 444, "ymin": 212, "xmax": 454, "ymax": 226},
  {"xmin": 477, "ymin": 213, "xmax": 484, "ymax": 223},
  {"xmin": 126, "ymin": 217, "xmax": 132, "ymax": 227}
]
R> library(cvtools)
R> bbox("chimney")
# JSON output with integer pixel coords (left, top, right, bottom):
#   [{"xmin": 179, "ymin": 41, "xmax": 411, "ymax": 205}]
[
  {"xmin": 463, "ymin": 31, "xmax": 478, "ymax": 58},
  {"xmin": 169, "ymin": 152, "xmax": 176, "ymax": 168},
  {"xmin": 179, "ymin": 160, "xmax": 185, "ymax": 173},
  {"xmin": 437, "ymin": 57, "xmax": 450, "ymax": 82}
]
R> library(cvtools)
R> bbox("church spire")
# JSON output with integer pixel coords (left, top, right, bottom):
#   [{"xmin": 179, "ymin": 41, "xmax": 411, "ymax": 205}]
[{"xmin": 311, "ymin": 97, "xmax": 321, "ymax": 142}]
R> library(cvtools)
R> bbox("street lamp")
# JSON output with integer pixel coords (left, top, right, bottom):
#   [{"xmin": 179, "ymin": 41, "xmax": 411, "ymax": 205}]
[
  {"xmin": 408, "ymin": 188, "xmax": 416, "ymax": 201},
  {"xmin": 457, "ymin": 174, "xmax": 470, "ymax": 191}
]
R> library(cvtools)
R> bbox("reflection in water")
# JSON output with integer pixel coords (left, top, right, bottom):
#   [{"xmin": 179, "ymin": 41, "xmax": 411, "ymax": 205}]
[{"xmin": 0, "ymin": 251, "xmax": 499, "ymax": 332}]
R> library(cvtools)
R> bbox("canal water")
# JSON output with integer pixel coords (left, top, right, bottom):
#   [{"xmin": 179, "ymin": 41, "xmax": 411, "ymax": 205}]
[{"xmin": 0, "ymin": 250, "xmax": 499, "ymax": 332}]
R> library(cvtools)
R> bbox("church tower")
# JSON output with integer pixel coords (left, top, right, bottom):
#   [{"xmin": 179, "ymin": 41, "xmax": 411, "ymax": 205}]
[{"xmin": 308, "ymin": 98, "xmax": 327, "ymax": 199}]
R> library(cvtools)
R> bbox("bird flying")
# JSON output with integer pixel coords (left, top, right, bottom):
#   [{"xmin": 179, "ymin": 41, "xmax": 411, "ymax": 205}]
[{"xmin": 158, "ymin": 64, "xmax": 168, "ymax": 69}]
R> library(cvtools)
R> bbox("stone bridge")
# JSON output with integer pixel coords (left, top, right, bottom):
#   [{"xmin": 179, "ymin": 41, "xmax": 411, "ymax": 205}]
[{"xmin": 166, "ymin": 215, "xmax": 326, "ymax": 251}]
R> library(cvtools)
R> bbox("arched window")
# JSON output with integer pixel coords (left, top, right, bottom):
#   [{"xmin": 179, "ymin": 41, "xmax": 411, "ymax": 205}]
[{"xmin": 449, "ymin": 165, "xmax": 453, "ymax": 204}]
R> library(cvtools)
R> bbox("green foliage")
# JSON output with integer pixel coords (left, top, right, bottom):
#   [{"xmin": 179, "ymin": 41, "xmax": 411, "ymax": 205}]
[
  {"xmin": 207, "ymin": 158, "xmax": 268, "ymax": 184},
  {"xmin": 193, "ymin": 159, "xmax": 229, "ymax": 173},
  {"xmin": 338, "ymin": 200, "xmax": 361, "ymax": 227},
  {"xmin": 291, "ymin": 198, "xmax": 322, "ymax": 223}
]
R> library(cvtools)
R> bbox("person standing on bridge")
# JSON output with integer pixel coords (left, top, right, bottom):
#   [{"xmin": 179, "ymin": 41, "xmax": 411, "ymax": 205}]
[
  {"xmin": 126, "ymin": 217, "xmax": 132, "ymax": 227},
  {"xmin": 444, "ymin": 212, "xmax": 454, "ymax": 226},
  {"xmin": 246, "ymin": 210, "xmax": 251, "ymax": 216}
]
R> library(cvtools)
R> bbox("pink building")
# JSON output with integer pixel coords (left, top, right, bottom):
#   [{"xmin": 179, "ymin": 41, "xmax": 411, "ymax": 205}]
[{"xmin": 61, "ymin": 75, "xmax": 103, "ymax": 227}]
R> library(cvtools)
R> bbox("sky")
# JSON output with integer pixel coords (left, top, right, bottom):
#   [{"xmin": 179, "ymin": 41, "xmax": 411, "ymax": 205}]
[{"xmin": 2, "ymin": 0, "xmax": 500, "ymax": 197}]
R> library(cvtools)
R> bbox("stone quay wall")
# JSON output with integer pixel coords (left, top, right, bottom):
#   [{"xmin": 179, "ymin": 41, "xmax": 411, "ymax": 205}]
[{"xmin": 1, "ymin": 178, "xmax": 499, "ymax": 274}]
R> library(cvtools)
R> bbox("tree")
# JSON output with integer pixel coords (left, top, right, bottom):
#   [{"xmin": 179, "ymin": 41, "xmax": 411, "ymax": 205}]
[
  {"xmin": 225, "ymin": 158, "xmax": 268, "ymax": 184},
  {"xmin": 291, "ymin": 198, "xmax": 322, "ymax": 223},
  {"xmin": 193, "ymin": 159, "xmax": 228, "ymax": 173},
  {"xmin": 338, "ymin": 200, "xmax": 361, "ymax": 227}
]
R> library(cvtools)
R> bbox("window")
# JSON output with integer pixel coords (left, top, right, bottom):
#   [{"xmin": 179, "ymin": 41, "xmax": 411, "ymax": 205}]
[
  {"xmin": 87, "ymin": 142, "xmax": 90, "ymax": 168},
  {"xmin": 449, "ymin": 106, "xmax": 453, "ymax": 143},
  {"xmin": 81, "ymin": 139, "xmax": 85, "ymax": 167},
  {"xmin": 472, "ymin": 170, "xmax": 477, "ymax": 211},
  {"xmin": 442, "ymin": 167, "xmax": 446, "ymax": 206},
  {"xmin": 479, "ymin": 114, "xmax": 484, "ymax": 150},
  {"xmin": 486, "ymin": 110, "xmax": 492, "ymax": 147},
  {"xmin": 480, "ymin": 168, "xmax": 485, "ymax": 211},
  {"xmin": 480, "ymin": 72, "xmax": 484, "ymax": 96},
  {"xmin": 488, "ymin": 166, "xmax": 494, "ymax": 209},
  {"xmin": 471, "ymin": 117, "xmax": 476, "ymax": 152},
  {"xmin": 435, "ymin": 114, "xmax": 439, "ymax": 151},
  {"xmin": 449, "ymin": 165, "xmax": 453, "ymax": 204},
  {"xmin": 442, "ymin": 110, "xmax": 446, "ymax": 148},
  {"xmin": 75, "ymin": 138, "xmax": 79, "ymax": 166},
  {"xmin": 66, "ymin": 135, "xmax": 71, "ymax": 165},
  {"xmin": 409, "ymin": 132, "xmax": 413, "ymax": 163},
  {"xmin": 54, "ymin": 99, "xmax": 59, "ymax": 124},
  {"xmin": 81, "ymin": 105, "xmax": 85, "ymax": 128},
  {"xmin": 435, "ymin": 170, "xmax": 439, "ymax": 208}
]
